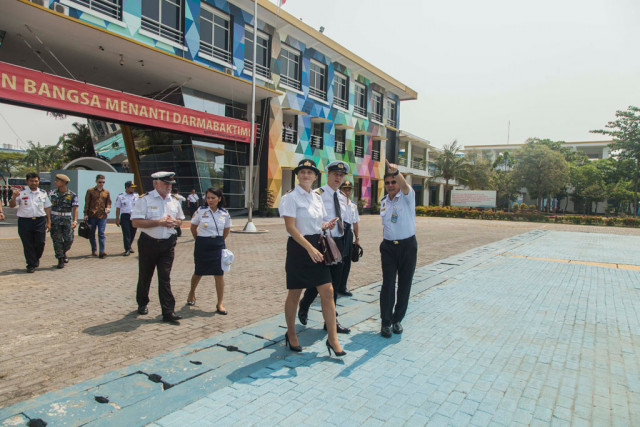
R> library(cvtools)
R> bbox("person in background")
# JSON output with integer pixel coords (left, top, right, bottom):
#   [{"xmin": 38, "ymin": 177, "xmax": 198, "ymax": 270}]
[
  {"xmin": 115, "ymin": 181, "xmax": 139, "ymax": 256},
  {"xmin": 379, "ymin": 159, "xmax": 418, "ymax": 338},
  {"xmin": 338, "ymin": 180, "xmax": 360, "ymax": 297},
  {"xmin": 171, "ymin": 188, "xmax": 186, "ymax": 237},
  {"xmin": 10, "ymin": 172, "xmax": 51, "ymax": 273},
  {"xmin": 49, "ymin": 174, "xmax": 78, "ymax": 268},
  {"xmin": 187, "ymin": 189, "xmax": 199, "ymax": 217},
  {"xmin": 131, "ymin": 172, "xmax": 185, "ymax": 324},
  {"xmin": 187, "ymin": 188, "xmax": 231, "ymax": 313},
  {"xmin": 279, "ymin": 159, "xmax": 345, "ymax": 356},
  {"xmin": 84, "ymin": 174, "xmax": 111, "ymax": 258}
]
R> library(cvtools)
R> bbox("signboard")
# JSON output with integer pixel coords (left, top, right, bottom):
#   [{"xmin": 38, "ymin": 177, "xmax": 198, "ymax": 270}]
[
  {"xmin": 451, "ymin": 190, "xmax": 496, "ymax": 208},
  {"xmin": 0, "ymin": 61, "xmax": 253, "ymax": 143}
]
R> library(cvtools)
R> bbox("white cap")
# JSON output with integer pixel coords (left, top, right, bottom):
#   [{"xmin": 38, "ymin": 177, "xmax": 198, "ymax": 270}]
[
  {"xmin": 221, "ymin": 249, "xmax": 234, "ymax": 272},
  {"xmin": 327, "ymin": 160, "xmax": 350, "ymax": 174},
  {"xmin": 151, "ymin": 171, "xmax": 176, "ymax": 183}
]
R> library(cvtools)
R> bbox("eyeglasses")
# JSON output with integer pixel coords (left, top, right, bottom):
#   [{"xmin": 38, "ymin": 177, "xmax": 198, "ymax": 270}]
[
  {"xmin": 97, "ymin": 181, "xmax": 105, "ymax": 184},
  {"xmin": 384, "ymin": 180, "xmax": 396, "ymax": 185}
]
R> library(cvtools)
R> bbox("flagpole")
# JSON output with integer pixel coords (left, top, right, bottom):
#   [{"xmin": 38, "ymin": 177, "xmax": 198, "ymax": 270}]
[{"xmin": 243, "ymin": 0, "xmax": 259, "ymax": 232}]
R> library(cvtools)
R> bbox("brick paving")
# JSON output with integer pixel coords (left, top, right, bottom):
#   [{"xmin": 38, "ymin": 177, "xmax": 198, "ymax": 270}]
[{"xmin": 1, "ymin": 213, "xmax": 640, "ymax": 411}]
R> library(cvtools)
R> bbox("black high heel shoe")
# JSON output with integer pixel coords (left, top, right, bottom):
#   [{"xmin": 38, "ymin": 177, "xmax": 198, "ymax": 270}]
[
  {"xmin": 285, "ymin": 333, "xmax": 302, "ymax": 352},
  {"xmin": 326, "ymin": 340, "xmax": 346, "ymax": 357}
]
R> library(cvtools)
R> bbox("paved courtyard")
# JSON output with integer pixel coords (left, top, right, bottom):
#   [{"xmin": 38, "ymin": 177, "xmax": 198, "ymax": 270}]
[{"xmin": 1, "ymin": 216, "xmax": 640, "ymax": 425}]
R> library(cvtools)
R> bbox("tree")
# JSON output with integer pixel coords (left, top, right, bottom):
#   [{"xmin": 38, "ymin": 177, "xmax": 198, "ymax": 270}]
[
  {"xmin": 431, "ymin": 140, "xmax": 469, "ymax": 205},
  {"xmin": 570, "ymin": 162, "xmax": 606, "ymax": 214},
  {"xmin": 490, "ymin": 169, "xmax": 520, "ymax": 210},
  {"xmin": 23, "ymin": 141, "xmax": 47, "ymax": 173},
  {"xmin": 0, "ymin": 151, "xmax": 26, "ymax": 178},
  {"xmin": 513, "ymin": 142, "xmax": 570, "ymax": 210},
  {"xmin": 591, "ymin": 106, "xmax": 640, "ymax": 215},
  {"xmin": 44, "ymin": 144, "xmax": 64, "ymax": 170},
  {"xmin": 61, "ymin": 122, "xmax": 95, "ymax": 161},
  {"xmin": 464, "ymin": 150, "xmax": 492, "ymax": 190}
]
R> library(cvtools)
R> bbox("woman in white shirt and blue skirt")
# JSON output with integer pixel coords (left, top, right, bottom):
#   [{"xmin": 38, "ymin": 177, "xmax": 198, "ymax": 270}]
[
  {"xmin": 188, "ymin": 188, "xmax": 231, "ymax": 315},
  {"xmin": 279, "ymin": 159, "xmax": 346, "ymax": 357}
]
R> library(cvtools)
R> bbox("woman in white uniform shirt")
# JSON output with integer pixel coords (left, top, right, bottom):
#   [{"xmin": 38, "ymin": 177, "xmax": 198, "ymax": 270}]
[
  {"xmin": 188, "ymin": 188, "xmax": 231, "ymax": 314},
  {"xmin": 279, "ymin": 159, "xmax": 346, "ymax": 357}
]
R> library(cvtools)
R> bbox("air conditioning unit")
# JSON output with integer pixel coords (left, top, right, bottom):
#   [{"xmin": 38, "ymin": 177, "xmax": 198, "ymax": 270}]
[
  {"xmin": 30, "ymin": 0, "xmax": 46, "ymax": 6},
  {"xmin": 52, "ymin": 3, "xmax": 69, "ymax": 15}
]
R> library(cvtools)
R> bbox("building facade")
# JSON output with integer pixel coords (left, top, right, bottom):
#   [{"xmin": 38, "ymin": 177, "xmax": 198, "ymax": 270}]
[{"xmin": 1, "ymin": 0, "xmax": 416, "ymax": 212}]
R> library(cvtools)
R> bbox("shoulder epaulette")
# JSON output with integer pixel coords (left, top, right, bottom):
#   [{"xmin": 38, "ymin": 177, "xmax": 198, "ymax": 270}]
[
  {"xmin": 139, "ymin": 193, "xmax": 147, "ymax": 198},
  {"xmin": 118, "ymin": 192, "xmax": 125, "ymax": 196},
  {"xmin": 381, "ymin": 195, "xmax": 388, "ymax": 202},
  {"xmin": 219, "ymin": 207, "xmax": 228, "ymax": 213},
  {"xmin": 286, "ymin": 189, "xmax": 293, "ymax": 194},
  {"xmin": 172, "ymin": 194, "xmax": 179, "ymax": 200},
  {"xmin": 200, "ymin": 205, "xmax": 208, "ymax": 209},
  {"xmin": 315, "ymin": 188, "xmax": 324, "ymax": 194}
]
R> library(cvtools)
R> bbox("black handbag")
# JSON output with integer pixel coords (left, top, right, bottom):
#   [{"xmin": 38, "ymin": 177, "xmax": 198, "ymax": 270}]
[
  {"xmin": 351, "ymin": 243, "xmax": 363, "ymax": 263},
  {"xmin": 320, "ymin": 231, "xmax": 342, "ymax": 266},
  {"xmin": 78, "ymin": 220, "xmax": 91, "ymax": 239}
]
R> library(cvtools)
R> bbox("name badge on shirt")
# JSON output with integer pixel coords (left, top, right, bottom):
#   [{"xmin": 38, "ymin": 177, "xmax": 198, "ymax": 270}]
[
  {"xmin": 151, "ymin": 206, "xmax": 158, "ymax": 209},
  {"xmin": 391, "ymin": 207, "xmax": 398, "ymax": 223},
  {"xmin": 203, "ymin": 223, "xmax": 208, "ymax": 228}
]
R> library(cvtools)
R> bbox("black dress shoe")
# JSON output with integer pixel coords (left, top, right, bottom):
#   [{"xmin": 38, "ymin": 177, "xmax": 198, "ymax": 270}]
[
  {"xmin": 162, "ymin": 313, "xmax": 182, "ymax": 324},
  {"xmin": 123, "ymin": 250, "xmax": 131, "ymax": 256},
  {"xmin": 381, "ymin": 325, "xmax": 392, "ymax": 338},
  {"xmin": 298, "ymin": 308, "xmax": 308, "ymax": 326},
  {"xmin": 129, "ymin": 249, "xmax": 134, "ymax": 254},
  {"xmin": 57, "ymin": 258, "xmax": 65, "ymax": 269},
  {"xmin": 392, "ymin": 322, "xmax": 403, "ymax": 334},
  {"xmin": 26, "ymin": 266, "xmax": 35, "ymax": 273},
  {"xmin": 336, "ymin": 323, "xmax": 351, "ymax": 334},
  {"xmin": 138, "ymin": 306, "xmax": 148, "ymax": 315},
  {"xmin": 63, "ymin": 254, "xmax": 69, "ymax": 263},
  {"xmin": 99, "ymin": 252, "xmax": 107, "ymax": 259}
]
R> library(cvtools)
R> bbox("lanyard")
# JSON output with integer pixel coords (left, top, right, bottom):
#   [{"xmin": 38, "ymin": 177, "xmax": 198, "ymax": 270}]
[{"xmin": 207, "ymin": 208, "xmax": 221, "ymax": 235}]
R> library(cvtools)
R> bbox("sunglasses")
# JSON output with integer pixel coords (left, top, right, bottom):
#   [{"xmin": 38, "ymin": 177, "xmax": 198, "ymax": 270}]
[
  {"xmin": 384, "ymin": 180, "xmax": 396, "ymax": 185},
  {"xmin": 97, "ymin": 181, "xmax": 105, "ymax": 184}
]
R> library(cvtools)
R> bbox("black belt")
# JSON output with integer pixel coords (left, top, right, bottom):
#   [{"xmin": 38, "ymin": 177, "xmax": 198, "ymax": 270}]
[
  {"xmin": 383, "ymin": 236, "xmax": 415, "ymax": 245},
  {"xmin": 140, "ymin": 232, "xmax": 176, "ymax": 243}
]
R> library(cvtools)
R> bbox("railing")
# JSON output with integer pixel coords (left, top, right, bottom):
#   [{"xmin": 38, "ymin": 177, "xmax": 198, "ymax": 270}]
[
  {"xmin": 371, "ymin": 112, "xmax": 383, "ymax": 123},
  {"xmin": 280, "ymin": 75, "xmax": 301, "ymax": 91},
  {"xmin": 355, "ymin": 145, "xmax": 364, "ymax": 158},
  {"xmin": 199, "ymin": 42, "xmax": 232, "ymax": 64},
  {"xmin": 335, "ymin": 140, "xmax": 345, "ymax": 154},
  {"xmin": 397, "ymin": 154, "xmax": 408, "ymax": 167},
  {"xmin": 386, "ymin": 117, "xmax": 397, "ymax": 128},
  {"xmin": 333, "ymin": 97, "xmax": 348, "ymax": 110},
  {"xmin": 244, "ymin": 60, "xmax": 271, "ymax": 79},
  {"xmin": 309, "ymin": 86, "xmax": 326, "ymax": 100},
  {"xmin": 354, "ymin": 105, "xmax": 367, "ymax": 117},
  {"xmin": 142, "ymin": 16, "xmax": 183, "ymax": 44},
  {"xmin": 70, "ymin": 0, "xmax": 121, "ymax": 20},
  {"xmin": 310, "ymin": 135, "xmax": 323, "ymax": 149},
  {"xmin": 282, "ymin": 127, "xmax": 297, "ymax": 144},
  {"xmin": 412, "ymin": 159, "xmax": 427, "ymax": 170},
  {"xmin": 372, "ymin": 150, "xmax": 380, "ymax": 161}
]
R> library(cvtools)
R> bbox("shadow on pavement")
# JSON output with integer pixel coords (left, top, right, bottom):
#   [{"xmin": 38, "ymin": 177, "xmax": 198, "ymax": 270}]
[
  {"xmin": 82, "ymin": 311, "xmax": 144, "ymax": 335},
  {"xmin": 337, "ymin": 330, "xmax": 398, "ymax": 377}
]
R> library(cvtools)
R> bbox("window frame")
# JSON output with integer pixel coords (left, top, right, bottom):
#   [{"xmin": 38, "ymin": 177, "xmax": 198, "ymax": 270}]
[
  {"xmin": 334, "ymin": 128, "xmax": 346, "ymax": 154},
  {"xmin": 354, "ymin": 134, "xmax": 365, "ymax": 158},
  {"xmin": 309, "ymin": 60, "xmax": 327, "ymax": 101},
  {"xmin": 385, "ymin": 98, "xmax": 398, "ymax": 128},
  {"xmin": 354, "ymin": 82, "xmax": 367, "ymax": 117},
  {"xmin": 333, "ymin": 71, "xmax": 349, "ymax": 110},
  {"xmin": 371, "ymin": 91, "xmax": 383, "ymax": 123},
  {"xmin": 141, "ymin": 0, "xmax": 184, "ymax": 45},
  {"xmin": 279, "ymin": 45, "xmax": 302, "ymax": 91},
  {"xmin": 310, "ymin": 122, "xmax": 324, "ymax": 149},
  {"xmin": 244, "ymin": 26, "xmax": 271, "ymax": 80},
  {"xmin": 199, "ymin": 4, "xmax": 232, "ymax": 65}
]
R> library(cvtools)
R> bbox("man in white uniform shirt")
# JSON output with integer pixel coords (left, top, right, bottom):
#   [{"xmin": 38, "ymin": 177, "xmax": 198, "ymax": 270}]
[
  {"xmin": 379, "ymin": 160, "xmax": 417, "ymax": 338},
  {"xmin": 115, "ymin": 180, "xmax": 139, "ymax": 256},
  {"xmin": 10, "ymin": 172, "xmax": 52, "ymax": 273},
  {"xmin": 338, "ymin": 180, "xmax": 360, "ymax": 297},
  {"xmin": 298, "ymin": 160, "xmax": 351, "ymax": 334},
  {"xmin": 132, "ymin": 172, "xmax": 185, "ymax": 324},
  {"xmin": 187, "ymin": 189, "xmax": 200, "ymax": 217}
]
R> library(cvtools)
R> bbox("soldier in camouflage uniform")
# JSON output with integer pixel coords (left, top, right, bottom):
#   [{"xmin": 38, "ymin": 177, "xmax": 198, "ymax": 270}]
[{"xmin": 50, "ymin": 174, "xmax": 79, "ymax": 269}]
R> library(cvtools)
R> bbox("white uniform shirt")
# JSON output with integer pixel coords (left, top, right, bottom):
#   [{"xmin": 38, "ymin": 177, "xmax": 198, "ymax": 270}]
[
  {"xmin": 279, "ymin": 185, "xmax": 327, "ymax": 236},
  {"xmin": 16, "ymin": 187, "xmax": 51, "ymax": 218},
  {"xmin": 131, "ymin": 190, "xmax": 185, "ymax": 239},
  {"xmin": 115, "ymin": 192, "xmax": 139, "ymax": 214},
  {"xmin": 191, "ymin": 206, "xmax": 231, "ymax": 237},
  {"xmin": 346, "ymin": 199, "xmax": 360, "ymax": 224},
  {"xmin": 317, "ymin": 184, "xmax": 348, "ymax": 238},
  {"xmin": 187, "ymin": 193, "xmax": 199, "ymax": 203},
  {"xmin": 380, "ymin": 186, "xmax": 416, "ymax": 241},
  {"xmin": 174, "ymin": 194, "xmax": 186, "ymax": 203}
]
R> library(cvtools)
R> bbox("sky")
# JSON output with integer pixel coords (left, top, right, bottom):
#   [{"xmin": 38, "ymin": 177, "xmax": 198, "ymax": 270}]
[{"xmin": 1, "ymin": 0, "xmax": 638, "ymax": 149}]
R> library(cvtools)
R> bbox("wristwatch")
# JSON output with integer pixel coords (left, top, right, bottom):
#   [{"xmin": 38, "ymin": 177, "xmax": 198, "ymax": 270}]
[{"xmin": 392, "ymin": 170, "xmax": 400, "ymax": 177}]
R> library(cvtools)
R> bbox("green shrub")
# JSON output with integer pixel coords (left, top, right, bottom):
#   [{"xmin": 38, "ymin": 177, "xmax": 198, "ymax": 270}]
[{"xmin": 512, "ymin": 202, "xmax": 520, "ymax": 211}]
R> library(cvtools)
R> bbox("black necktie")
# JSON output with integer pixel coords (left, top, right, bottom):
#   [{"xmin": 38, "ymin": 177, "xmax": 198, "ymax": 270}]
[{"xmin": 334, "ymin": 191, "xmax": 344, "ymax": 235}]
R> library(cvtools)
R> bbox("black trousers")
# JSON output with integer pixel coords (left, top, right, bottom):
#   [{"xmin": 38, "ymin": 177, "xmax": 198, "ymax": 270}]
[
  {"xmin": 120, "ymin": 213, "xmax": 137, "ymax": 251},
  {"xmin": 300, "ymin": 236, "xmax": 344, "ymax": 313},
  {"xmin": 136, "ymin": 233, "xmax": 177, "ymax": 315},
  {"xmin": 188, "ymin": 202, "xmax": 198, "ymax": 217},
  {"xmin": 380, "ymin": 236, "xmax": 417, "ymax": 327},
  {"xmin": 18, "ymin": 217, "xmax": 47, "ymax": 268},
  {"xmin": 339, "ymin": 223, "xmax": 353, "ymax": 293}
]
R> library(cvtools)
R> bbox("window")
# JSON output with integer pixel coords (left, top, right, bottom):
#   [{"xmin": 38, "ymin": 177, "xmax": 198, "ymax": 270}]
[
  {"xmin": 69, "ymin": 0, "xmax": 122, "ymax": 20},
  {"xmin": 354, "ymin": 83, "xmax": 367, "ymax": 117},
  {"xmin": 141, "ymin": 0, "xmax": 183, "ymax": 44},
  {"xmin": 199, "ymin": 6, "xmax": 231, "ymax": 64},
  {"xmin": 311, "ymin": 123, "xmax": 323, "ymax": 149},
  {"xmin": 371, "ymin": 91, "xmax": 383, "ymax": 123},
  {"xmin": 244, "ymin": 27, "xmax": 271, "ymax": 79},
  {"xmin": 372, "ymin": 139, "xmax": 381, "ymax": 161},
  {"xmin": 385, "ymin": 98, "xmax": 397, "ymax": 128},
  {"xmin": 309, "ymin": 60, "xmax": 327, "ymax": 100},
  {"xmin": 280, "ymin": 46, "xmax": 301, "ymax": 91},
  {"xmin": 355, "ymin": 134, "xmax": 365, "ymax": 158},
  {"xmin": 335, "ymin": 129, "xmax": 346, "ymax": 154},
  {"xmin": 333, "ymin": 72, "xmax": 348, "ymax": 110},
  {"xmin": 282, "ymin": 118, "xmax": 298, "ymax": 144}
]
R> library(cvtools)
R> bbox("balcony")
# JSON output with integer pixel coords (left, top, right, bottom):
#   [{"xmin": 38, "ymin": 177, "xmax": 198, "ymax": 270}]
[
  {"xmin": 335, "ymin": 140, "xmax": 345, "ymax": 154},
  {"xmin": 200, "ymin": 42, "xmax": 232, "ymax": 65},
  {"xmin": 397, "ymin": 154, "xmax": 408, "ymax": 167},
  {"xmin": 70, "ymin": 0, "xmax": 121, "ymax": 20},
  {"xmin": 386, "ymin": 117, "xmax": 397, "ymax": 128},
  {"xmin": 371, "ymin": 112, "xmax": 383, "ymax": 123},
  {"xmin": 411, "ymin": 159, "xmax": 427, "ymax": 170},
  {"xmin": 372, "ymin": 150, "xmax": 380, "ymax": 161},
  {"xmin": 310, "ymin": 135, "xmax": 323, "ymax": 149},
  {"xmin": 355, "ymin": 145, "xmax": 364, "ymax": 158},
  {"xmin": 244, "ymin": 60, "xmax": 271, "ymax": 80},
  {"xmin": 354, "ymin": 105, "xmax": 367, "ymax": 117},
  {"xmin": 333, "ymin": 97, "xmax": 348, "ymax": 110},
  {"xmin": 142, "ymin": 16, "xmax": 183, "ymax": 45},
  {"xmin": 280, "ymin": 75, "xmax": 302, "ymax": 91},
  {"xmin": 309, "ymin": 86, "xmax": 326, "ymax": 101},
  {"xmin": 282, "ymin": 127, "xmax": 297, "ymax": 144}
]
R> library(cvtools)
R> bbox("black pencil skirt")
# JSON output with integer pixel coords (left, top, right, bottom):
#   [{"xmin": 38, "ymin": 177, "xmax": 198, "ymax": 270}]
[
  {"xmin": 194, "ymin": 235, "xmax": 225, "ymax": 276},
  {"xmin": 285, "ymin": 234, "xmax": 332, "ymax": 289}
]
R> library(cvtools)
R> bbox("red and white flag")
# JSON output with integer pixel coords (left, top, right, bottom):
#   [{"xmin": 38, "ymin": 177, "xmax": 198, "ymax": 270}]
[{"xmin": 277, "ymin": 0, "xmax": 286, "ymax": 15}]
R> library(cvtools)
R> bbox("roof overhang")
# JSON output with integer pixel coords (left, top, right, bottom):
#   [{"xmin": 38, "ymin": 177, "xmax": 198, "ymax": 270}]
[{"xmin": 0, "ymin": 0, "xmax": 280, "ymax": 105}]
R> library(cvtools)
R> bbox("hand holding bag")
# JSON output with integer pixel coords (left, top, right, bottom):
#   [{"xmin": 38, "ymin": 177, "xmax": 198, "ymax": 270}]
[
  {"xmin": 351, "ymin": 243, "xmax": 364, "ymax": 263},
  {"xmin": 320, "ymin": 231, "xmax": 342, "ymax": 266},
  {"xmin": 78, "ymin": 220, "xmax": 91, "ymax": 239}
]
